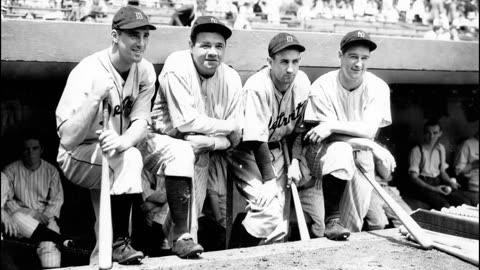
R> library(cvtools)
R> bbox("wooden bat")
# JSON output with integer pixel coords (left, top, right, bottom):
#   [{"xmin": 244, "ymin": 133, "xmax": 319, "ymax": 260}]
[
  {"xmin": 355, "ymin": 163, "xmax": 433, "ymax": 249},
  {"xmin": 99, "ymin": 98, "xmax": 112, "ymax": 270},
  {"xmin": 282, "ymin": 139, "xmax": 310, "ymax": 241},
  {"xmin": 400, "ymin": 226, "xmax": 479, "ymax": 265}
]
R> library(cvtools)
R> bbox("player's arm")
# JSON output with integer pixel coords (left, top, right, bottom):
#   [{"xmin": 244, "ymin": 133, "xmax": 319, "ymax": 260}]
[
  {"xmin": 241, "ymin": 141, "xmax": 278, "ymax": 208},
  {"xmin": 58, "ymin": 74, "xmax": 115, "ymax": 151},
  {"xmin": 161, "ymin": 72, "xmax": 236, "ymax": 135},
  {"xmin": 42, "ymin": 169, "xmax": 64, "ymax": 220}
]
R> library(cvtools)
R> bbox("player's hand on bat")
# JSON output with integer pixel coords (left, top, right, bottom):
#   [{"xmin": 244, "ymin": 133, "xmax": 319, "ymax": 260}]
[
  {"xmin": 287, "ymin": 158, "xmax": 302, "ymax": 188},
  {"xmin": 371, "ymin": 143, "xmax": 396, "ymax": 173},
  {"xmin": 256, "ymin": 179, "xmax": 278, "ymax": 208},
  {"xmin": 93, "ymin": 77, "xmax": 115, "ymax": 101},
  {"xmin": 448, "ymin": 178, "xmax": 461, "ymax": 190},
  {"xmin": 96, "ymin": 129, "xmax": 126, "ymax": 155},
  {"xmin": 304, "ymin": 123, "xmax": 332, "ymax": 145},
  {"xmin": 2, "ymin": 214, "xmax": 19, "ymax": 237},
  {"xmin": 184, "ymin": 134, "xmax": 215, "ymax": 154}
]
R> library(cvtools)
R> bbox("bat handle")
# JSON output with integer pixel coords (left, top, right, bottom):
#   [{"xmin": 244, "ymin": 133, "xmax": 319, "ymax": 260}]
[{"xmin": 99, "ymin": 98, "xmax": 112, "ymax": 269}]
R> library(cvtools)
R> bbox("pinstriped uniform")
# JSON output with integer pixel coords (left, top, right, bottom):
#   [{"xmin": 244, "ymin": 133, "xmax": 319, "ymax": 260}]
[
  {"xmin": 3, "ymin": 159, "xmax": 64, "ymax": 268},
  {"xmin": 56, "ymin": 48, "xmax": 156, "ymax": 265},
  {"xmin": 138, "ymin": 49, "xmax": 244, "ymax": 234},
  {"xmin": 304, "ymin": 70, "xmax": 391, "ymax": 232}
]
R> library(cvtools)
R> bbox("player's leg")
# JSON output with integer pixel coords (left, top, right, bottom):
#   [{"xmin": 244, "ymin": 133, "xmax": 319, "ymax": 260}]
[
  {"xmin": 36, "ymin": 219, "xmax": 61, "ymax": 268},
  {"xmin": 228, "ymin": 147, "xmax": 285, "ymax": 246},
  {"xmin": 138, "ymin": 133, "xmax": 203, "ymax": 258},
  {"xmin": 364, "ymin": 189, "xmax": 388, "ymax": 231},
  {"xmin": 306, "ymin": 142, "xmax": 354, "ymax": 240}
]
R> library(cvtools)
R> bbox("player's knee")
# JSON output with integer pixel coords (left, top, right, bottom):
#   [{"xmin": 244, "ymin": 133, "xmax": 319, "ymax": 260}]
[
  {"xmin": 123, "ymin": 147, "xmax": 143, "ymax": 169},
  {"xmin": 328, "ymin": 141, "xmax": 354, "ymax": 156}
]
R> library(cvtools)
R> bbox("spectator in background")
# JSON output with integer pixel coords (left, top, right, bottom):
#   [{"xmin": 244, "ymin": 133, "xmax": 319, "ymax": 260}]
[
  {"xmin": 364, "ymin": 0, "xmax": 379, "ymax": 21},
  {"xmin": 396, "ymin": 0, "xmax": 410, "ymax": 22},
  {"xmin": 234, "ymin": 1, "xmax": 253, "ymax": 29},
  {"xmin": 408, "ymin": 0, "xmax": 427, "ymax": 24},
  {"xmin": 455, "ymin": 132, "xmax": 479, "ymax": 205},
  {"xmin": 353, "ymin": 0, "xmax": 367, "ymax": 19},
  {"xmin": 2, "ymin": 134, "xmax": 65, "ymax": 268},
  {"xmin": 171, "ymin": 0, "xmax": 197, "ymax": 26},
  {"xmin": 407, "ymin": 119, "xmax": 472, "ymax": 210}
]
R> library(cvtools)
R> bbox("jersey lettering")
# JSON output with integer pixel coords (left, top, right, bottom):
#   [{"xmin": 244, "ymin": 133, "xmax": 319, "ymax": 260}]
[{"xmin": 268, "ymin": 100, "xmax": 307, "ymax": 133}]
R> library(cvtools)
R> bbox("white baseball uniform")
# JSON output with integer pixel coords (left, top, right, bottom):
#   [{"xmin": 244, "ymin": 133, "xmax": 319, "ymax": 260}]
[
  {"xmin": 138, "ymin": 49, "xmax": 244, "ymax": 235},
  {"xmin": 56, "ymin": 48, "xmax": 156, "ymax": 264},
  {"xmin": 3, "ymin": 159, "xmax": 64, "ymax": 268},
  {"xmin": 304, "ymin": 70, "xmax": 391, "ymax": 232},
  {"xmin": 56, "ymin": 48, "xmax": 156, "ymax": 193},
  {"xmin": 229, "ymin": 67, "xmax": 323, "ymax": 242}
]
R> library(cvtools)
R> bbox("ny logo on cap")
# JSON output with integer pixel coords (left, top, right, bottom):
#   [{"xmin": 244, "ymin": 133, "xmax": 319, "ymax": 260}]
[
  {"xmin": 135, "ymin": 12, "xmax": 143, "ymax": 20},
  {"xmin": 286, "ymin": 36, "xmax": 293, "ymax": 42},
  {"xmin": 357, "ymin": 31, "xmax": 365, "ymax": 38},
  {"xmin": 210, "ymin": 18, "xmax": 218, "ymax": 23}
]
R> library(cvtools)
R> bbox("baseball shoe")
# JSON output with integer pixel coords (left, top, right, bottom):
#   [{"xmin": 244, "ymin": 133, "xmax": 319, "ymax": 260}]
[
  {"xmin": 112, "ymin": 237, "xmax": 144, "ymax": 265},
  {"xmin": 324, "ymin": 219, "xmax": 350, "ymax": 240},
  {"xmin": 172, "ymin": 234, "xmax": 204, "ymax": 259}
]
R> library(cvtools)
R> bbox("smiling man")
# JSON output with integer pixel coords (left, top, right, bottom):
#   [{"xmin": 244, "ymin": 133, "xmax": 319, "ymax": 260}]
[
  {"xmin": 303, "ymin": 30, "xmax": 394, "ymax": 240},
  {"xmin": 56, "ymin": 6, "xmax": 156, "ymax": 265},
  {"xmin": 138, "ymin": 15, "xmax": 243, "ymax": 258}
]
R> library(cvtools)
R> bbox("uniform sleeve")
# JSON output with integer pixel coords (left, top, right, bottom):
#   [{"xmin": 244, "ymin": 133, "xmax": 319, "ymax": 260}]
[
  {"xmin": 454, "ymin": 141, "xmax": 469, "ymax": 175},
  {"xmin": 408, "ymin": 146, "xmax": 421, "ymax": 174},
  {"xmin": 44, "ymin": 167, "xmax": 64, "ymax": 219},
  {"xmin": 304, "ymin": 82, "xmax": 337, "ymax": 124},
  {"xmin": 129, "ymin": 63, "xmax": 156, "ymax": 125},
  {"xmin": 55, "ymin": 63, "xmax": 94, "ymax": 132},
  {"xmin": 242, "ymin": 85, "xmax": 271, "ymax": 142},
  {"xmin": 3, "ymin": 165, "xmax": 21, "ymax": 214},
  {"xmin": 363, "ymin": 79, "xmax": 392, "ymax": 128},
  {"xmin": 293, "ymin": 74, "xmax": 311, "ymax": 133},
  {"xmin": 1, "ymin": 172, "xmax": 12, "ymax": 208},
  {"xmin": 160, "ymin": 72, "xmax": 232, "ymax": 134}
]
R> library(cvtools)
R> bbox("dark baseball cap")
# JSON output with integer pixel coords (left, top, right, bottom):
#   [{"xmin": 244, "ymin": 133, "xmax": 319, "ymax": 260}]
[
  {"xmin": 340, "ymin": 30, "xmax": 377, "ymax": 52},
  {"xmin": 190, "ymin": 16, "xmax": 232, "ymax": 41},
  {"xmin": 112, "ymin": 6, "xmax": 156, "ymax": 30},
  {"xmin": 268, "ymin": 32, "xmax": 305, "ymax": 57}
]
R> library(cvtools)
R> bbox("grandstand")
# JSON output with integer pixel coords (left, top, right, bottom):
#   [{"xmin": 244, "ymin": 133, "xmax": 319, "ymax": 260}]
[{"xmin": 1, "ymin": 0, "xmax": 478, "ymax": 40}]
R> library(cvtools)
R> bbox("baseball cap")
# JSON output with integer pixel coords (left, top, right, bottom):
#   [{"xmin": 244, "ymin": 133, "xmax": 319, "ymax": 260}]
[
  {"xmin": 112, "ymin": 6, "xmax": 156, "ymax": 30},
  {"xmin": 340, "ymin": 30, "xmax": 377, "ymax": 52},
  {"xmin": 190, "ymin": 16, "xmax": 232, "ymax": 41},
  {"xmin": 268, "ymin": 33, "xmax": 305, "ymax": 57}
]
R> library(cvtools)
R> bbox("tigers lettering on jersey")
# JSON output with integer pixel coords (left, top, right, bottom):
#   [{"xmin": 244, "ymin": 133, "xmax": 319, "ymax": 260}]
[{"xmin": 268, "ymin": 100, "xmax": 307, "ymax": 133}]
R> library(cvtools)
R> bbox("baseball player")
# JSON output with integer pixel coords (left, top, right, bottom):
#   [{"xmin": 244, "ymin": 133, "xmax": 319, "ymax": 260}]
[
  {"xmin": 2, "ymin": 135, "xmax": 66, "ymax": 268},
  {"xmin": 55, "ymin": 6, "xmax": 156, "ymax": 265},
  {"xmin": 229, "ymin": 32, "xmax": 324, "ymax": 245},
  {"xmin": 303, "ymin": 30, "xmax": 395, "ymax": 239},
  {"xmin": 138, "ymin": 15, "xmax": 243, "ymax": 258}
]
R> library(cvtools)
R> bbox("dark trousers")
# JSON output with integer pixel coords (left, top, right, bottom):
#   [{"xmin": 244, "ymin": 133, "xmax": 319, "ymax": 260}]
[{"xmin": 411, "ymin": 176, "xmax": 472, "ymax": 210}]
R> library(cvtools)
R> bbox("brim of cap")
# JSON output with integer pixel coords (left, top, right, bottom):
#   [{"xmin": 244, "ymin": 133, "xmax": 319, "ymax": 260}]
[
  {"xmin": 192, "ymin": 23, "xmax": 232, "ymax": 40},
  {"xmin": 342, "ymin": 39, "xmax": 377, "ymax": 51},
  {"xmin": 271, "ymin": 43, "xmax": 305, "ymax": 55},
  {"xmin": 117, "ymin": 21, "xmax": 157, "ymax": 30}
]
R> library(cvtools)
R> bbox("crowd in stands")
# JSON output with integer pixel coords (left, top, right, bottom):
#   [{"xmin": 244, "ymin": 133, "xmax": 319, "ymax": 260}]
[{"xmin": 1, "ymin": 0, "xmax": 478, "ymax": 40}]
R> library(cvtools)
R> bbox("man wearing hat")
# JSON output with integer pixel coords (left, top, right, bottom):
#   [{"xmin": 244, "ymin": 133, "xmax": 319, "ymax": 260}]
[
  {"xmin": 229, "ymin": 32, "xmax": 326, "ymax": 246},
  {"xmin": 303, "ymin": 30, "xmax": 395, "ymax": 239},
  {"xmin": 138, "ymin": 15, "xmax": 243, "ymax": 258},
  {"xmin": 56, "ymin": 5, "xmax": 157, "ymax": 265}
]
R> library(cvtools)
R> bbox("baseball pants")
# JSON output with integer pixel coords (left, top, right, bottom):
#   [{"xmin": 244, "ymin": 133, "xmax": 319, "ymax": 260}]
[
  {"xmin": 306, "ymin": 141, "xmax": 374, "ymax": 232},
  {"xmin": 229, "ymin": 147, "xmax": 288, "ymax": 244},
  {"xmin": 11, "ymin": 211, "xmax": 61, "ymax": 268}
]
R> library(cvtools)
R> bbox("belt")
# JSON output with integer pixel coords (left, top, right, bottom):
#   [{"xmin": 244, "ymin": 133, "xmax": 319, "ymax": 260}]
[{"xmin": 268, "ymin": 141, "xmax": 282, "ymax": 149}]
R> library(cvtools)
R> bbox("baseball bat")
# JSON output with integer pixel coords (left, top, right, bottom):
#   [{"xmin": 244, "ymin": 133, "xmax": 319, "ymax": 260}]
[
  {"xmin": 400, "ymin": 226, "xmax": 479, "ymax": 265},
  {"xmin": 355, "ymin": 163, "xmax": 433, "ymax": 249},
  {"xmin": 282, "ymin": 139, "xmax": 310, "ymax": 241},
  {"xmin": 99, "ymin": 98, "xmax": 112, "ymax": 269}
]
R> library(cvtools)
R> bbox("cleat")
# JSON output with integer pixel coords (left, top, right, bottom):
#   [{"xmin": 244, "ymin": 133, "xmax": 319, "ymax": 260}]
[
  {"xmin": 324, "ymin": 219, "xmax": 350, "ymax": 241},
  {"xmin": 112, "ymin": 237, "xmax": 144, "ymax": 265}
]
